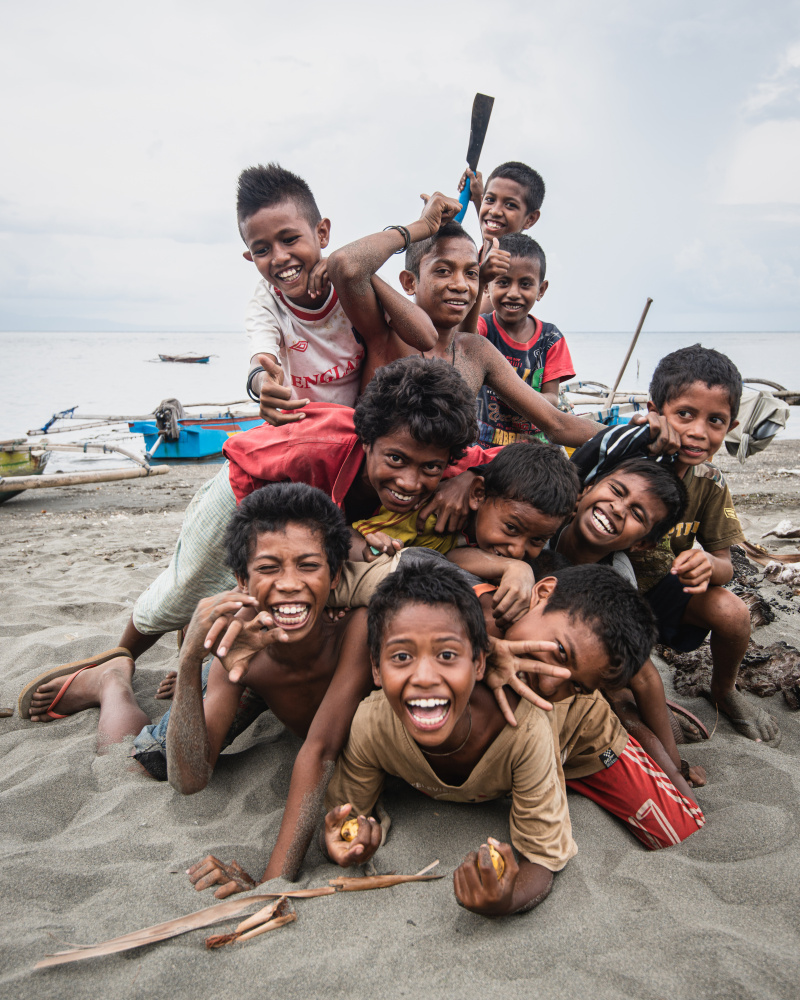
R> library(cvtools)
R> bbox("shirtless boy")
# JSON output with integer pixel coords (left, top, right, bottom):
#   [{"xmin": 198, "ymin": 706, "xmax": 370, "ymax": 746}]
[
  {"xmin": 23, "ymin": 483, "xmax": 374, "ymax": 886},
  {"xmin": 327, "ymin": 205, "xmax": 597, "ymax": 449}
]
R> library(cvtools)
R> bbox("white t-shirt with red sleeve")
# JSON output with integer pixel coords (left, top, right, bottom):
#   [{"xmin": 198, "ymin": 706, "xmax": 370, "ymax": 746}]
[{"xmin": 245, "ymin": 280, "xmax": 365, "ymax": 407}]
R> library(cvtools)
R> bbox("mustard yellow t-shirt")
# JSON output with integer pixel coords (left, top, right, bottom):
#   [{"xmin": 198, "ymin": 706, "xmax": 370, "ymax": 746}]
[{"xmin": 352, "ymin": 507, "xmax": 463, "ymax": 555}]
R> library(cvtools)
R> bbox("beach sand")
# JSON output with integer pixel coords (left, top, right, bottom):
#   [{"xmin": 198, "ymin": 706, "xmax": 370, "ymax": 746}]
[{"xmin": 2, "ymin": 444, "xmax": 800, "ymax": 999}]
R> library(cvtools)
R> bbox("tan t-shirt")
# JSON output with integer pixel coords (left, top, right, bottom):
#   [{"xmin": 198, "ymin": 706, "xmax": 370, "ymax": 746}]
[
  {"xmin": 550, "ymin": 689, "xmax": 630, "ymax": 781},
  {"xmin": 326, "ymin": 689, "xmax": 577, "ymax": 872}
]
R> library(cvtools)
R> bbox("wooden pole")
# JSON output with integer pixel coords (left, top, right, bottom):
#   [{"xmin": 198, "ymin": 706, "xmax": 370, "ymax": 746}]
[
  {"xmin": 0, "ymin": 465, "xmax": 169, "ymax": 492},
  {"xmin": 606, "ymin": 298, "xmax": 653, "ymax": 405}
]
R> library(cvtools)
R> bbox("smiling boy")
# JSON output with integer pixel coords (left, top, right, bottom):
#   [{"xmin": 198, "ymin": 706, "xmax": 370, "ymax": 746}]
[
  {"xmin": 457, "ymin": 161, "xmax": 545, "ymax": 307},
  {"xmin": 342, "ymin": 441, "xmax": 579, "ymax": 628},
  {"xmin": 324, "ymin": 559, "xmax": 576, "ymax": 917},
  {"xmin": 342, "ymin": 215, "xmax": 597, "ymax": 449},
  {"xmin": 570, "ymin": 346, "xmax": 780, "ymax": 747},
  {"xmin": 240, "ymin": 163, "xmax": 437, "ymax": 425},
  {"xmin": 497, "ymin": 565, "xmax": 705, "ymax": 849},
  {"xmin": 476, "ymin": 234, "xmax": 575, "ymax": 446}
]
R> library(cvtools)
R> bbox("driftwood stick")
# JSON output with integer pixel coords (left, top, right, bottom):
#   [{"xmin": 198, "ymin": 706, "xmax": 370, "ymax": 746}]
[{"xmin": 34, "ymin": 888, "xmax": 334, "ymax": 969}]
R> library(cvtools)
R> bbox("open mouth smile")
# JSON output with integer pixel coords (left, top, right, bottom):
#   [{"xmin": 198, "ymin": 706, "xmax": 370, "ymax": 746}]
[
  {"xmin": 406, "ymin": 697, "xmax": 451, "ymax": 730},
  {"xmin": 500, "ymin": 302, "xmax": 525, "ymax": 312},
  {"xmin": 274, "ymin": 265, "xmax": 303, "ymax": 283},
  {"xmin": 591, "ymin": 507, "xmax": 617, "ymax": 536},
  {"xmin": 270, "ymin": 603, "xmax": 311, "ymax": 628},
  {"xmin": 483, "ymin": 219, "xmax": 505, "ymax": 233},
  {"xmin": 680, "ymin": 445, "xmax": 707, "ymax": 459},
  {"xmin": 386, "ymin": 488, "xmax": 420, "ymax": 506}
]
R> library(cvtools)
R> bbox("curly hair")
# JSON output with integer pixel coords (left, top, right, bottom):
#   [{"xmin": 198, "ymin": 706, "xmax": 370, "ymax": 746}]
[
  {"xmin": 224, "ymin": 482, "xmax": 350, "ymax": 581},
  {"xmin": 354, "ymin": 356, "xmax": 477, "ymax": 462}
]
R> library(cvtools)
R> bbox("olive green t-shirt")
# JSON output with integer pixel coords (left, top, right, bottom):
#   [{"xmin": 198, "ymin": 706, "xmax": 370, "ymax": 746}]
[{"xmin": 630, "ymin": 461, "xmax": 744, "ymax": 592}]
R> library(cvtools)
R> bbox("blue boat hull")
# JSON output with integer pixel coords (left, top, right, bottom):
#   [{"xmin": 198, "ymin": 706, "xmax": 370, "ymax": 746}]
[{"xmin": 129, "ymin": 415, "xmax": 264, "ymax": 460}]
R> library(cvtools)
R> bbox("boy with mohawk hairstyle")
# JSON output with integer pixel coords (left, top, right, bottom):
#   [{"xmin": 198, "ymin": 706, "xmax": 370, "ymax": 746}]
[
  {"xmin": 570, "ymin": 344, "xmax": 779, "ymax": 757},
  {"xmin": 475, "ymin": 233, "xmax": 575, "ymax": 447},
  {"xmin": 240, "ymin": 162, "xmax": 438, "ymax": 425}
]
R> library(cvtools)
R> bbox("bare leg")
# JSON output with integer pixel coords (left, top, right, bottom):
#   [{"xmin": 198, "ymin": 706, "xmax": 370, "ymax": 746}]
[
  {"xmin": 118, "ymin": 617, "xmax": 165, "ymax": 662},
  {"xmin": 28, "ymin": 656, "xmax": 150, "ymax": 753},
  {"xmin": 683, "ymin": 589, "xmax": 780, "ymax": 744}
]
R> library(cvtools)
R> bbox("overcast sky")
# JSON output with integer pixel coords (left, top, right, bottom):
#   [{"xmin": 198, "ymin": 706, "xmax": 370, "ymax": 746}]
[{"xmin": 2, "ymin": 0, "xmax": 799, "ymax": 334}]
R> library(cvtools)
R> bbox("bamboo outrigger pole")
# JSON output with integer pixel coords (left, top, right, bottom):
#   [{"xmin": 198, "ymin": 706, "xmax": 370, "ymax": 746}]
[
  {"xmin": 605, "ymin": 297, "xmax": 653, "ymax": 406},
  {"xmin": 0, "ymin": 465, "xmax": 169, "ymax": 492}
]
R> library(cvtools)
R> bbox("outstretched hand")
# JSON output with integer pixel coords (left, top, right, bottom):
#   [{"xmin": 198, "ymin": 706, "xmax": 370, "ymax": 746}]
[
  {"xmin": 180, "ymin": 590, "xmax": 259, "ymax": 661},
  {"xmin": 210, "ymin": 610, "xmax": 290, "ymax": 684},
  {"xmin": 257, "ymin": 353, "xmax": 309, "ymax": 425},
  {"xmin": 187, "ymin": 855, "xmax": 257, "ymax": 899},
  {"xmin": 485, "ymin": 636, "xmax": 571, "ymax": 725},
  {"xmin": 418, "ymin": 192, "xmax": 463, "ymax": 236}
]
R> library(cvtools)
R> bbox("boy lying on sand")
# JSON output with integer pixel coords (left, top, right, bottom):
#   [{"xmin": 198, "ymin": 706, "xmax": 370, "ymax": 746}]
[
  {"xmin": 490, "ymin": 566, "xmax": 705, "ymax": 848},
  {"xmin": 324, "ymin": 558, "xmax": 576, "ymax": 917}
]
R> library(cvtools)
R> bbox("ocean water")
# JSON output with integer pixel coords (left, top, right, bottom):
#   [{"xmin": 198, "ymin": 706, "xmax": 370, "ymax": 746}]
[{"xmin": 1, "ymin": 330, "xmax": 798, "ymax": 471}]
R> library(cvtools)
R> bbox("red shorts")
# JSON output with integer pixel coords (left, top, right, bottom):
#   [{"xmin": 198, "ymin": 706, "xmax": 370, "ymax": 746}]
[{"xmin": 565, "ymin": 737, "xmax": 705, "ymax": 850}]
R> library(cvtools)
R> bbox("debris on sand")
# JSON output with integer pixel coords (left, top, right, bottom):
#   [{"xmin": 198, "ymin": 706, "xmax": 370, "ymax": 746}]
[{"xmin": 661, "ymin": 640, "xmax": 800, "ymax": 709}]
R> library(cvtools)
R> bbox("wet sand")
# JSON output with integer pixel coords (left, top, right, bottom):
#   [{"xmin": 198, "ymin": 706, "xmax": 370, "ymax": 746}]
[{"xmin": 2, "ymin": 443, "xmax": 799, "ymax": 999}]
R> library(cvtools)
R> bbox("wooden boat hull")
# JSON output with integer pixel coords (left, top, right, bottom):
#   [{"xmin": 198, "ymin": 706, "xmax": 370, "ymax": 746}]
[
  {"xmin": 128, "ymin": 415, "xmax": 264, "ymax": 460},
  {"xmin": 158, "ymin": 354, "xmax": 211, "ymax": 364},
  {"xmin": 0, "ymin": 447, "xmax": 49, "ymax": 503}
]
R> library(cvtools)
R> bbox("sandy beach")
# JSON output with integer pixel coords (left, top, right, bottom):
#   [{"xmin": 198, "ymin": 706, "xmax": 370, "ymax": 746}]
[{"xmin": 2, "ymin": 442, "xmax": 800, "ymax": 1000}]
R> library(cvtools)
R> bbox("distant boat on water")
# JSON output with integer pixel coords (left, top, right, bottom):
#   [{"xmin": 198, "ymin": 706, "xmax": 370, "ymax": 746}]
[{"xmin": 158, "ymin": 353, "xmax": 213, "ymax": 364}]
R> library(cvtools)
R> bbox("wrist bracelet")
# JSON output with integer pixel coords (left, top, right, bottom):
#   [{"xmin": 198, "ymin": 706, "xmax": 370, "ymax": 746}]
[
  {"xmin": 246, "ymin": 366, "xmax": 264, "ymax": 402},
  {"xmin": 383, "ymin": 224, "xmax": 411, "ymax": 254}
]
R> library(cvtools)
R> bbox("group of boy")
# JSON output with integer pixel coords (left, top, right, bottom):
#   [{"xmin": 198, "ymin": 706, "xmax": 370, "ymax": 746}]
[{"xmin": 18, "ymin": 156, "xmax": 778, "ymax": 918}]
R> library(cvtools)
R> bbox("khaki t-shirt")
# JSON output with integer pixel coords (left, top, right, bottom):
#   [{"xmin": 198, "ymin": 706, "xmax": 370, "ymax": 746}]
[
  {"xmin": 630, "ymin": 461, "xmax": 745, "ymax": 591},
  {"xmin": 326, "ymin": 689, "xmax": 577, "ymax": 872},
  {"xmin": 550, "ymin": 689, "xmax": 630, "ymax": 781}
]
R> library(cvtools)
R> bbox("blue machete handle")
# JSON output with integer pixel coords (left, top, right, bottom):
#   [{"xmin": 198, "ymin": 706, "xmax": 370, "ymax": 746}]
[{"xmin": 455, "ymin": 175, "xmax": 471, "ymax": 223}]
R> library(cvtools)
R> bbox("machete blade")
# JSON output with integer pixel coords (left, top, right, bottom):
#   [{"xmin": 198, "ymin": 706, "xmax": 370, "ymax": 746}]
[{"xmin": 465, "ymin": 93, "xmax": 495, "ymax": 171}]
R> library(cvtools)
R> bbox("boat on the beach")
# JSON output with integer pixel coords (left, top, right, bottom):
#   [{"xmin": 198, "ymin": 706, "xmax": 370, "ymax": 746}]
[
  {"xmin": 0, "ymin": 439, "xmax": 168, "ymax": 503},
  {"xmin": 128, "ymin": 412, "xmax": 264, "ymax": 460},
  {"xmin": 0, "ymin": 442, "xmax": 50, "ymax": 503},
  {"xmin": 28, "ymin": 398, "xmax": 264, "ymax": 462},
  {"xmin": 158, "ymin": 353, "xmax": 213, "ymax": 364}
]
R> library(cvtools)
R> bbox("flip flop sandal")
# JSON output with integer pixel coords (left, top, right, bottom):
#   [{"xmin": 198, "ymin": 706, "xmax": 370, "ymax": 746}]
[
  {"xmin": 666, "ymin": 699, "xmax": 710, "ymax": 743},
  {"xmin": 17, "ymin": 647, "xmax": 132, "ymax": 720}
]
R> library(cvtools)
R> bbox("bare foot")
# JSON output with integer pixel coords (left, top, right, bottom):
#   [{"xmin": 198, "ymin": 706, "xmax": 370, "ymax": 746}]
[
  {"xmin": 29, "ymin": 656, "xmax": 135, "ymax": 722},
  {"xmin": 155, "ymin": 671, "xmax": 177, "ymax": 700},
  {"xmin": 713, "ymin": 688, "xmax": 781, "ymax": 745}
]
